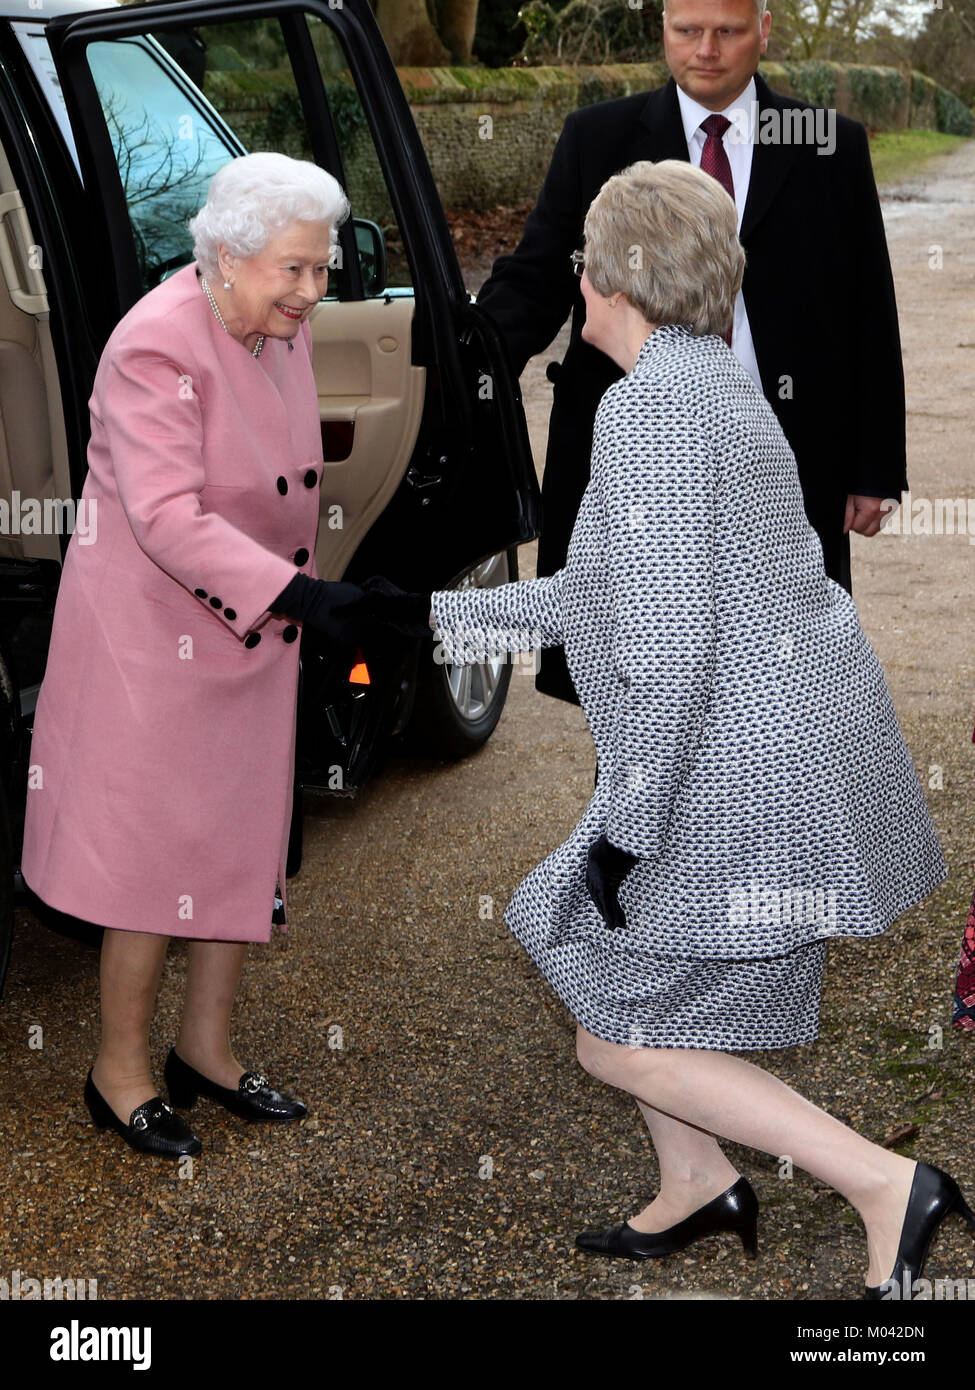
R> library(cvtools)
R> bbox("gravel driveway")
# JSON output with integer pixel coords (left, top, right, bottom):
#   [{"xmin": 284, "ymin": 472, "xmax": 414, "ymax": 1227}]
[{"xmin": 1, "ymin": 141, "xmax": 973, "ymax": 1304}]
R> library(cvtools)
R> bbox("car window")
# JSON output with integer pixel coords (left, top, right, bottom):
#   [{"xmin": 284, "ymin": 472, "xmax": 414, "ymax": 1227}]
[
  {"xmin": 167, "ymin": 14, "xmax": 413, "ymax": 293},
  {"xmin": 306, "ymin": 14, "xmax": 410, "ymax": 290},
  {"xmin": 38, "ymin": 11, "xmax": 414, "ymax": 297},
  {"xmin": 86, "ymin": 37, "xmax": 239, "ymax": 287},
  {"xmin": 14, "ymin": 25, "xmax": 84, "ymax": 171}
]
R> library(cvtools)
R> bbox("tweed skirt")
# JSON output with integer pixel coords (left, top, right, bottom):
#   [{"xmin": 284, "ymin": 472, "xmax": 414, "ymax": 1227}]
[{"xmin": 507, "ymin": 909, "xmax": 828, "ymax": 1050}]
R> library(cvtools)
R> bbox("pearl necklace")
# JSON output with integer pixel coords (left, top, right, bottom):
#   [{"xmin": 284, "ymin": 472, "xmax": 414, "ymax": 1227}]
[{"xmin": 201, "ymin": 275, "xmax": 265, "ymax": 357}]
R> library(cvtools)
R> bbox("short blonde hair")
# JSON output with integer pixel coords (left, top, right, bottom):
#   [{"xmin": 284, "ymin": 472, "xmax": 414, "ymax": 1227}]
[
  {"xmin": 664, "ymin": 0, "xmax": 768, "ymax": 15},
  {"xmin": 582, "ymin": 159, "xmax": 745, "ymax": 336}
]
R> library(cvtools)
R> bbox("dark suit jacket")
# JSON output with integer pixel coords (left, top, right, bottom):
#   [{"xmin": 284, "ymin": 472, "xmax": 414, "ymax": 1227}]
[{"xmin": 477, "ymin": 71, "xmax": 907, "ymax": 703}]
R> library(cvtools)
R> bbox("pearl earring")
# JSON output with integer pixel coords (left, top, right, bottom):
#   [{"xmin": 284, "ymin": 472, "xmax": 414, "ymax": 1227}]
[{"xmin": 223, "ymin": 280, "xmax": 232, "ymax": 290}]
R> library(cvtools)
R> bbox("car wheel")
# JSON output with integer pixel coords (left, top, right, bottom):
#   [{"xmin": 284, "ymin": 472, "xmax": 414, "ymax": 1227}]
[{"xmin": 404, "ymin": 548, "xmax": 518, "ymax": 758}]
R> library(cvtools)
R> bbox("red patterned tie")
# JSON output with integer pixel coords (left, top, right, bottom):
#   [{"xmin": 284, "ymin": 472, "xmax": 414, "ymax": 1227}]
[{"xmin": 699, "ymin": 113, "xmax": 734, "ymax": 345}]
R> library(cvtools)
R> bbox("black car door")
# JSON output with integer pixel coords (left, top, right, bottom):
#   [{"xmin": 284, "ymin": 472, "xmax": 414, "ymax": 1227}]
[{"xmin": 44, "ymin": 0, "xmax": 540, "ymax": 594}]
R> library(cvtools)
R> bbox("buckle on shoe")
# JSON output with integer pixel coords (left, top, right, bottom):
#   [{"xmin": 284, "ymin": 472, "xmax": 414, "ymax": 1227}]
[
  {"xmin": 243, "ymin": 1073, "xmax": 268, "ymax": 1094},
  {"xmin": 132, "ymin": 1100, "xmax": 171, "ymax": 1129}
]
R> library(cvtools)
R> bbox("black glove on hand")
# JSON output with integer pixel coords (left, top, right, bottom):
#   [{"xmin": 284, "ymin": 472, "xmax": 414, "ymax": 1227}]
[
  {"xmin": 358, "ymin": 575, "xmax": 434, "ymax": 639},
  {"xmin": 270, "ymin": 573, "xmax": 373, "ymax": 645},
  {"xmin": 271, "ymin": 573, "xmax": 433, "ymax": 644},
  {"xmin": 586, "ymin": 832, "xmax": 638, "ymax": 931}
]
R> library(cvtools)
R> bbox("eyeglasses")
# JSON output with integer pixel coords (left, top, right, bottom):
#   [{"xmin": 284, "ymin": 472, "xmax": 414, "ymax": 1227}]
[{"xmin": 570, "ymin": 249, "xmax": 585, "ymax": 277}]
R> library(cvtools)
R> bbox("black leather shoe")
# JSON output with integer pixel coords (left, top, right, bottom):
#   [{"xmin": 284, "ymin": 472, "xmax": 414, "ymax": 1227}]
[
  {"xmin": 84, "ymin": 1070, "xmax": 202, "ymax": 1159},
  {"xmin": 863, "ymin": 1162, "xmax": 975, "ymax": 1299},
  {"xmin": 575, "ymin": 1175, "xmax": 759, "ymax": 1260},
  {"xmin": 164, "ymin": 1047, "xmax": 307, "ymax": 1123}
]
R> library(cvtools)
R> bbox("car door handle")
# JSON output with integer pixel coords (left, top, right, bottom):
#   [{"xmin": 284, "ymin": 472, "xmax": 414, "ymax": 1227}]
[
  {"xmin": 0, "ymin": 190, "xmax": 48, "ymax": 316},
  {"xmin": 406, "ymin": 463, "xmax": 443, "ymax": 491}
]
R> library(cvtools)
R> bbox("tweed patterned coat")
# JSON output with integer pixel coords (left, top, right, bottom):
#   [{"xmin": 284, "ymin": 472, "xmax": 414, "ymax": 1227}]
[{"xmin": 431, "ymin": 325, "xmax": 947, "ymax": 1020}]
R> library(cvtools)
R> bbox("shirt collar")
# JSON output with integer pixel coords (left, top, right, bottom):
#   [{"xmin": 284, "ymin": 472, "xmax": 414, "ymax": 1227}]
[{"xmin": 676, "ymin": 74, "xmax": 757, "ymax": 147}]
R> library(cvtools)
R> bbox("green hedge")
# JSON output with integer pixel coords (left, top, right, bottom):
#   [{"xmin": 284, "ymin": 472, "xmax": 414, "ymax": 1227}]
[
  {"xmin": 395, "ymin": 59, "xmax": 973, "ymax": 137},
  {"xmin": 934, "ymin": 83, "xmax": 975, "ymax": 136},
  {"xmin": 849, "ymin": 66, "xmax": 908, "ymax": 126},
  {"xmin": 782, "ymin": 59, "xmax": 838, "ymax": 108},
  {"xmin": 201, "ymin": 59, "xmax": 973, "ymax": 216}
]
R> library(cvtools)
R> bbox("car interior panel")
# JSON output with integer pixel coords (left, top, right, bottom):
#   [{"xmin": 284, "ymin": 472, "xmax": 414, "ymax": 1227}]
[{"xmin": 306, "ymin": 295, "xmax": 424, "ymax": 581}]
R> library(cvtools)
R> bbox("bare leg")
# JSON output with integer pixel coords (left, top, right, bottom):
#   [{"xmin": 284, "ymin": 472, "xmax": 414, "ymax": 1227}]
[
  {"xmin": 577, "ymin": 1025, "xmax": 918, "ymax": 1286},
  {"xmin": 90, "ymin": 927, "xmax": 170, "ymax": 1122},
  {"xmin": 627, "ymin": 1100, "xmax": 741, "ymax": 1232},
  {"xmin": 173, "ymin": 939, "xmax": 249, "ymax": 1089}
]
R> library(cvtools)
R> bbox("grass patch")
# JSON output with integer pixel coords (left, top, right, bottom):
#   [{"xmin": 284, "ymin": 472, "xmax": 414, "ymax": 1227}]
[
  {"xmin": 869, "ymin": 129, "xmax": 969, "ymax": 187},
  {"xmin": 871, "ymin": 1021, "xmax": 967, "ymax": 1139}
]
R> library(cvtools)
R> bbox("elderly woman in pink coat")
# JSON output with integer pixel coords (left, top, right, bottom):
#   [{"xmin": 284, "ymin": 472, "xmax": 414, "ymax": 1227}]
[{"xmin": 21, "ymin": 153, "xmax": 418, "ymax": 1159}]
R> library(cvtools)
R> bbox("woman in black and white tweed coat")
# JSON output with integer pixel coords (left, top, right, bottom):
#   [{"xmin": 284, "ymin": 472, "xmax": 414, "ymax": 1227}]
[{"xmin": 430, "ymin": 160, "xmax": 974, "ymax": 1298}]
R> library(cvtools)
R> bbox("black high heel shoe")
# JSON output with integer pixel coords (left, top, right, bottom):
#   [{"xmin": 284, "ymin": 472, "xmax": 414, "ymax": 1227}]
[
  {"xmin": 575, "ymin": 1175, "xmax": 759, "ymax": 1261},
  {"xmin": 84, "ymin": 1070, "xmax": 202, "ymax": 1159},
  {"xmin": 863, "ymin": 1161, "xmax": 975, "ymax": 1299},
  {"xmin": 164, "ymin": 1047, "xmax": 307, "ymax": 1123}
]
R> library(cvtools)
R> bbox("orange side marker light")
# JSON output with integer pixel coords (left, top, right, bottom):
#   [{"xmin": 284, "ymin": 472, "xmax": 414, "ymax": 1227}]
[{"xmin": 349, "ymin": 651, "xmax": 370, "ymax": 685}]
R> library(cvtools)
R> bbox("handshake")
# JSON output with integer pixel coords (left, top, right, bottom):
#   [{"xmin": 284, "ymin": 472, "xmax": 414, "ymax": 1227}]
[{"xmin": 271, "ymin": 572, "xmax": 434, "ymax": 645}]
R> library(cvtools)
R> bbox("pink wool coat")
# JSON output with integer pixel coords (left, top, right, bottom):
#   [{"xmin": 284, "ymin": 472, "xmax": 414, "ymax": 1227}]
[{"xmin": 21, "ymin": 262, "xmax": 323, "ymax": 942}]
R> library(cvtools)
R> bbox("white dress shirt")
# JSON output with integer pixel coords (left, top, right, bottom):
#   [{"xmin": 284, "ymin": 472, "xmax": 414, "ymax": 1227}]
[{"xmin": 675, "ymin": 77, "xmax": 762, "ymax": 388}]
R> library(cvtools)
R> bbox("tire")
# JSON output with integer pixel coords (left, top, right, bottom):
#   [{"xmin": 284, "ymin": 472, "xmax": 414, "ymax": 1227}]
[{"xmin": 403, "ymin": 548, "xmax": 518, "ymax": 759}]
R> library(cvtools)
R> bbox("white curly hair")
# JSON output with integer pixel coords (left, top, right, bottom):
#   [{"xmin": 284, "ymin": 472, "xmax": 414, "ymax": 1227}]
[{"xmin": 188, "ymin": 152, "xmax": 350, "ymax": 278}]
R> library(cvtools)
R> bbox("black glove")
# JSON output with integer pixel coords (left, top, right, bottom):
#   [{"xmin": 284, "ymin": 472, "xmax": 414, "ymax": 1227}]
[
  {"xmin": 271, "ymin": 572, "xmax": 433, "ymax": 644},
  {"xmin": 270, "ymin": 573, "xmax": 373, "ymax": 644},
  {"xmin": 586, "ymin": 833, "xmax": 638, "ymax": 931},
  {"xmin": 358, "ymin": 575, "xmax": 433, "ymax": 639}
]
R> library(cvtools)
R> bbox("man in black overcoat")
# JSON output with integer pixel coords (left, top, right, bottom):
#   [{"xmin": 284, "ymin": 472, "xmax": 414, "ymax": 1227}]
[{"xmin": 477, "ymin": 0, "xmax": 905, "ymax": 704}]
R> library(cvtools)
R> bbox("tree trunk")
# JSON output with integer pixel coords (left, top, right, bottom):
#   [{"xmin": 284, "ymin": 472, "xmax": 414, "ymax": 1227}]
[
  {"xmin": 440, "ymin": 0, "xmax": 479, "ymax": 64},
  {"xmin": 373, "ymin": 0, "xmax": 451, "ymax": 65}
]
